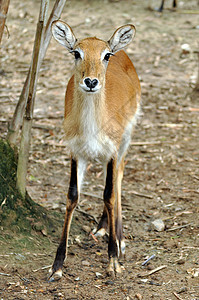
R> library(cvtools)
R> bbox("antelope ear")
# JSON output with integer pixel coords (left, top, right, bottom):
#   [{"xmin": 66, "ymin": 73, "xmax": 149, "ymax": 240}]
[
  {"xmin": 108, "ymin": 24, "xmax": 136, "ymax": 53},
  {"xmin": 51, "ymin": 20, "xmax": 77, "ymax": 51}
]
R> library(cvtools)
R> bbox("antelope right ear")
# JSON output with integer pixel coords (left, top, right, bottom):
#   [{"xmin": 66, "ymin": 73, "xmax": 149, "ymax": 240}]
[
  {"xmin": 108, "ymin": 24, "xmax": 136, "ymax": 53},
  {"xmin": 52, "ymin": 20, "xmax": 77, "ymax": 51}
]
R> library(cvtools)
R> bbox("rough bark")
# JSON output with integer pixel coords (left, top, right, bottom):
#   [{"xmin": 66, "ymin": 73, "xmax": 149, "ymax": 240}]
[
  {"xmin": 16, "ymin": 0, "xmax": 49, "ymax": 197},
  {"xmin": 0, "ymin": 0, "xmax": 10, "ymax": 44}
]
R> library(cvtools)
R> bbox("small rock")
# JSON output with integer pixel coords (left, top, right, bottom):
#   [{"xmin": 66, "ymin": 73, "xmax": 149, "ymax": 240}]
[
  {"xmin": 194, "ymin": 269, "xmax": 199, "ymax": 277},
  {"xmin": 177, "ymin": 258, "xmax": 185, "ymax": 265},
  {"xmin": 181, "ymin": 43, "xmax": 191, "ymax": 54},
  {"xmin": 33, "ymin": 222, "xmax": 44, "ymax": 232},
  {"xmin": 75, "ymin": 236, "xmax": 81, "ymax": 245},
  {"xmin": 82, "ymin": 225, "xmax": 91, "ymax": 233},
  {"xmin": 41, "ymin": 228, "xmax": 47, "ymax": 236},
  {"xmin": 95, "ymin": 272, "xmax": 102, "ymax": 278},
  {"xmin": 105, "ymin": 280, "xmax": 114, "ymax": 285},
  {"xmin": 52, "ymin": 203, "xmax": 60, "ymax": 210},
  {"xmin": 186, "ymin": 268, "xmax": 199, "ymax": 277},
  {"xmin": 60, "ymin": 206, "xmax": 66, "ymax": 213},
  {"xmin": 178, "ymin": 287, "xmax": 187, "ymax": 293},
  {"xmin": 85, "ymin": 17, "xmax": 91, "ymax": 23},
  {"xmin": 15, "ymin": 253, "xmax": 26, "ymax": 261},
  {"xmin": 140, "ymin": 278, "xmax": 148, "ymax": 283},
  {"xmin": 135, "ymin": 293, "xmax": 143, "ymax": 300},
  {"xmin": 151, "ymin": 219, "xmax": 165, "ymax": 232},
  {"xmin": 81, "ymin": 260, "xmax": 90, "ymax": 266},
  {"xmin": 74, "ymin": 277, "xmax": 80, "ymax": 281}
]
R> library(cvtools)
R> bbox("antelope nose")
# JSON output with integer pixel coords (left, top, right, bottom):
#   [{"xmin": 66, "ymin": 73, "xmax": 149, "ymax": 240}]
[{"xmin": 84, "ymin": 78, "xmax": 99, "ymax": 89}]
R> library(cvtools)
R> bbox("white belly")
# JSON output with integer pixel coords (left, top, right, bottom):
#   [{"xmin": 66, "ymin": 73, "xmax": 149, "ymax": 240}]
[
  {"xmin": 66, "ymin": 134, "xmax": 116, "ymax": 162},
  {"xmin": 64, "ymin": 94, "xmax": 118, "ymax": 161}
]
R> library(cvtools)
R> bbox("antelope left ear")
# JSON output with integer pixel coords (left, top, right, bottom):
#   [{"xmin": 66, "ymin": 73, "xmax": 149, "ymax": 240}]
[
  {"xmin": 108, "ymin": 24, "xmax": 136, "ymax": 53},
  {"xmin": 52, "ymin": 20, "xmax": 77, "ymax": 51}
]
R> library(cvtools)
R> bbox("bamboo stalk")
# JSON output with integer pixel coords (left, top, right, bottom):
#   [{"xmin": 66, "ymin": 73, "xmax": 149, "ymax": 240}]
[
  {"xmin": 16, "ymin": 0, "xmax": 49, "ymax": 197},
  {"xmin": 7, "ymin": 0, "xmax": 67, "ymax": 145},
  {"xmin": 0, "ymin": 0, "xmax": 10, "ymax": 44}
]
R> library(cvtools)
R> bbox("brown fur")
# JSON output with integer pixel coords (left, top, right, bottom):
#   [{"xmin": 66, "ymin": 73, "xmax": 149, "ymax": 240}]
[
  {"xmin": 50, "ymin": 24, "xmax": 141, "ymax": 280},
  {"xmin": 64, "ymin": 47, "xmax": 141, "ymax": 149}
]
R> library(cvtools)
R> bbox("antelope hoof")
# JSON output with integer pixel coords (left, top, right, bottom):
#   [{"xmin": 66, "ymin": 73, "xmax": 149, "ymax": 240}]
[
  {"xmin": 48, "ymin": 267, "xmax": 62, "ymax": 282},
  {"xmin": 106, "ymin": 257, "xmax": 122, "ymax": 278}
]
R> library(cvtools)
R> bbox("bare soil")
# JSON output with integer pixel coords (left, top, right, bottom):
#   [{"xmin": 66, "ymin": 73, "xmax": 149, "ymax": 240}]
[{"xmin": 0, "ymin": 0, "xmax": 199, "ymax": 299}]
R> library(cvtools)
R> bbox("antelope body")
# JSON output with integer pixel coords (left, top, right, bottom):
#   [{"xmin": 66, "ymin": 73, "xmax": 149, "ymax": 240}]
[{"xmin": 49, "ymin": 21, "xmax": 141, "ymax": 281}]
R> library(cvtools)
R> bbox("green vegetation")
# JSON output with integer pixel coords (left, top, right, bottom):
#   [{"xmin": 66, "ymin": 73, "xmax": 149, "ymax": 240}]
[{"xmin": 0, "ymin": 138, "xmax": 62, "ymax": 244}]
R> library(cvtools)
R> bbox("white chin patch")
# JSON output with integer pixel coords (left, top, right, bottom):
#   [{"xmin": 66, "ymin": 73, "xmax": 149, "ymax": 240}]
[{"xmin": 79, "ymin": 83, "xmax": 101, "ymax": 93}]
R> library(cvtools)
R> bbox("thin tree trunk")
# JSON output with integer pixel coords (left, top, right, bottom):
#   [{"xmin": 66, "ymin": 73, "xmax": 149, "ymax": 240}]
[
  {"xmin": 7, "ymin": 0, "xmax": 66, "ymax": 145},
  {"xmin": 0, "ymin": 0, "xmax": 10, "ymax": 44},
  {"xmin": 16, "ymin": 0, "xmax": 49, "ymax": 197},
  {"xmin": 194, "ymin": 51, "xmax": 199, "ymax": 91}
]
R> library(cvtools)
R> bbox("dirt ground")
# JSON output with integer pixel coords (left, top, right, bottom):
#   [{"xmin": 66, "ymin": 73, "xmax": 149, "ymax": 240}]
[{"xmin": 0, "ymin": 0, "xmax": 199, "ymax": 299}]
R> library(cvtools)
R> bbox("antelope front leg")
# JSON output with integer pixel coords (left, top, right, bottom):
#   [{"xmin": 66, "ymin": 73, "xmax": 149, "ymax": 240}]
[
  {"xmin": 115, "ymin": 156, "xmax": 125, "ymax": 257},
  {"xmin": 49, "ymin": 158, "xmax": 78, "ymax": 281},
  {"xmin": 104, "ymin": 159, "xmax": 121, "ymax": 277}
]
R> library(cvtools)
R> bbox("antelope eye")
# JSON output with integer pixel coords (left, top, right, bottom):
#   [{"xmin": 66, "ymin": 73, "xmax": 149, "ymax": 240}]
[
  {"xmin": 74, "ymin": 51, "xmax": 81, "ymax": 60},
  {"xmin": 104, "ymin": 53, "xmax": 112, "ymax": 61}
]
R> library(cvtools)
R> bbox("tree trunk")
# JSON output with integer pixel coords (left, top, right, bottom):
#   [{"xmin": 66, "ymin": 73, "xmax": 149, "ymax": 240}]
[
  {"xmin": 16, "ymin": 0, "xmax": 49, "ymax": 197},
  {"xmin": 0, "ymin": 0, "xmax": 10, "ymax": 44},
  {"xmin": 7, "ymin": 0, "xmax": 67, "ymax": 145}
]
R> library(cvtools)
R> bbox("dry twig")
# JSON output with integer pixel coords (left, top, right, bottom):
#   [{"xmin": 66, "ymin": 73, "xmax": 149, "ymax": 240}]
[
  {"xmin": 33, "ymin": 265, "xmax": 51, "ymax": 273},
  {"xmin": 129, "ymin": 190, "xmax": 153, "ymax": 199},
  {"xmin": 81, "ymin": 191, "xmax": 103, "ymax": 200},
  {"xmin": 177, "ymin": 10, "xmax": 199, "ymax": 14},
  {"xmin": 131, "ymin": 141, "xmax": 162, "ymax": 146},
  {"xmin": 90, "ymin": 232, "xmax": 99, "ymax": 243},
  {"xmin": 173, "ymin": 292, "xmax": 184, "ymax": 300},
  {"xmin": 141, "ymin": 265, "xmax": 167, "ymax": 277},
  {"xmin": 0, "ymin": 272, "xmax": 11, "ymax": 276},
  {"xmin": 76, "ymin": 207, "xmax": 98, "ymax": 224},
  {"xmin": 167, "ymin": 223, "xmax": 193, "ymax": 232},
  {"xmin": 142, "ymin": 254, "xmax": 155, "ymax": 266}
]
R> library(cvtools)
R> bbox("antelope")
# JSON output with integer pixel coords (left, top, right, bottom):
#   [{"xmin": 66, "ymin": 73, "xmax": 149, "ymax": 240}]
[
  {"xmin": 49, "ymin": 20, "xmax": 141, "ymax": 281},
  {"xmin": 158, "ymin": 0, "xmax": 177, "ymax": 11}
]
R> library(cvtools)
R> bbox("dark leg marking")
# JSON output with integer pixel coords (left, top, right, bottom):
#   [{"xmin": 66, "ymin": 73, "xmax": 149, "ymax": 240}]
[
  {"xmin": 103, "ymin": 159, "xmax": 118, "ymax": 259},
  {"xmin": 68, "ymin": 159, "xmax": 78, "ymax": 204},
  {"xmin": 173, "ymin": 0, "xmax": 177, "ymax": 8},
  {"xmin": 158, "ymin": 0, "xmax": 165, "ymax": 12},
  {"xmin": 96, "ymin": 206, "xmax": 108, "ymax": 232},
  {"xmin": 49, "ymin": 159, "xmax": 78, "ymax": 280},
  {"xmin": 104, "ymin": 159, "xmax": 114, "ymax": 201}
]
